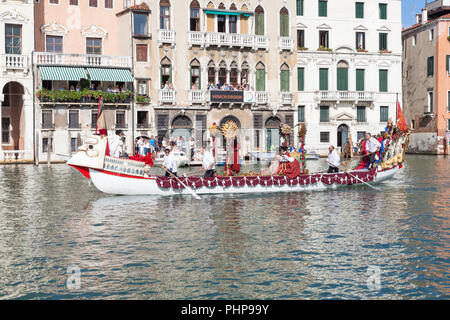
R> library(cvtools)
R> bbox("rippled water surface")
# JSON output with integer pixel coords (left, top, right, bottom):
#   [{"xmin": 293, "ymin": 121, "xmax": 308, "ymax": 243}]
[{"xmin": 0, "ymin": 155, "xmax": 449, "ymax": 299}]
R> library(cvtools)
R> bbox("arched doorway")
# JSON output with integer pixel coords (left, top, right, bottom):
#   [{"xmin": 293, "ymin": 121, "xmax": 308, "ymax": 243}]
[
  {"xmin": 265, "ymin": 116, "xmax": 281, "ymax": 151},
  {"xmin": 219, "ymin": 115, "xmax": 241, "ymax": 151},
  {"xmin": 337, "ymin": 124, "xmax": 349, "ymax": 149},
  {"xmin": 171, "ymin": 115, "xmax": 193, "ymax": 144},
  {"xmin": 2, "ymin": 82, "xmax": 24, "ymax": 152}
]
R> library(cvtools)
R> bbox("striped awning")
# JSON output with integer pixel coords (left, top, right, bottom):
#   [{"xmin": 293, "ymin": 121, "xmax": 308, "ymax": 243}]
[
  {"xmin": 87, "ymin": 68, "xmax": 134, "ymax": 82},
  {"xmin": 40, "ymin": 66, "xmax": 87, "ymax": 81}
]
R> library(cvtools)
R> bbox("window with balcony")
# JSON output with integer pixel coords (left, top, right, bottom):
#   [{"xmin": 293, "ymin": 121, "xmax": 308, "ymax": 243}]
[
  {"xmin": 320, "ymin": 132, "xmax": 330, "ymax": 143},
  {"xmin": 356, "ymin": 32, "xmax": 365, "ymax": 50},
  {"xmin": 427, "ymin": 56, "xmax": 434, "ymax": 77},
  {"xmin": 297, "ymin": 0, "xmax": 304, "ymax": 16},
  {"xmin": 320, "ymin": 106, "xmax": 329, "ymax": 122},
  {"xmin": 42, "ymin": 110, "xmax": 53, "ymax": 129},
  {"xmin": 319, "ymin": 68, "xmax": 328, "ymax": 91},
  {"xmin": 86, "ymin": 38, "xmax": 101, "ymax": 54},
  {"xmin": 190, "ymin": 59, "xmax": 201, "ymax": 89},
  {"xmin": 355, "ymin": 2, "xmax": 364, "ymax": 18},
  {"xmin": 298, "ymin": 106, "xmax": 305, "ymax": 122},
  {"xmin": 319, "ymin": 0, "xmax": 327, "ymax": 17},
  {"xmin": 160, "ymin": 58, "xmax": 172, "ymax": 88},
  {"xmin": 218, "ymin": 61, "xmax": 227, "ymax": 85},
  {"xmin": 116, "ymin": 111, "xmax": 126, "ymax": 128},
  {"xmin": 230, "ymin": 62, "xmax": 238, "ymax": 87},
  {"xmin": 2, "ymin": 118, "xmax": 10, "ymax": 144},
  {"xmin": 5, "ymin": 24, "xmax": 22, "ymax": 54},
  {"xmin": 380, "ymin": 106, "xmax": 389, "ymax": 122},
  {"xmin": 319, "ymin": 30, "xmax": 329, "ymax": 48},
  {"xmin": 136, "ymin": 44, "xmax": 148, "ymax": 62},
  {"xmin": 379, "ymin": 33, "xmax": 388, "ymax": 51},
  {"xmin": 356, "ymin": 69, "xmax": 365, "ymax": 91},
  {"xmin": 256, "ymin": 62, "xmax": 266, "ymax": 92},
  {"xmin": 105, "ymin": 0, "xmax": 113, "ymax": 9},
  {"xmin": 217, "ymin": 15, "xmax": 226, "ymax": 33},
  {"xmin": 280, "ymin": 7, "xmax": 289, "ymax": 37},
  {"xmin": 69, "ymin": 110, "xmax": 79, "ymax": 129},
  {"xmin": 280, "ymin": 64, "xmax": 290, "ymax": 92},
  {"xmin": 190, "ymin": 1, "xmax": 200, "ymax": 31},
  {"xmin": 357, "ymin": 106, "xmax": 366, "ymax": 122},
  {"xmin": 229, "ymin": 16, "xmax": 237, "ymax": 33},
  {"xmin": 137, "ymin": 80, "xmax": 148, "ymax": 96},
  {"xmin": 337, "ymin": 61, "xmax": 349, "ymax": 91},
  {"xmin": 297, "ymin": 30, "xmax": 305, "ymax": 49},
  {"xmin": 42, "ymin": 137, "xmax": 53, "ymax": 153},
  {"xmin": 379, "ymin": 69, "xmax": 388, "ymax": 92},
  {"xmin": 379, "ymin": 3, "xmax": 387, "ymax": 20},
  {"xmin": 89, "ymin": 0, "xmax": 98, "ymax": 8},
  {"xmin": 134, "ymin": 13, "xmax": 149, "ymax": 36},
  {"xmin": 207, "ymin": 61, "xmax": 215, "ymax": 84},
  {"xmin": 255, "ymin": 6, "xmax": 265, "ymax": 36},
  {"xmin": 297, "ymin": 67, "xmax": 304, "ymax": 91},
  {"xmin": 160, "ymin": 0, "xmax": 171, "ymax": 30},
  {"xmin": 46, "ymin": 35, "xmax": 63, "ymax": 53},
  {"xmin": 241, "ymin": 62, "xmax": 249, "ymax": 86}
]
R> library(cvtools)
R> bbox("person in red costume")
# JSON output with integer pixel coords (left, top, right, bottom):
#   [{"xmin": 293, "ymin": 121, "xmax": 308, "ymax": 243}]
[
  {"xmin": 355, "ymin": 139, "xmax": 369, "ymax": 169},
  {"xmin": 277, "ymin": 146, "xmax": 301, "ymax": 179},
  {"xmin": 225, "ymin": 138, "xmax": 240, "ymax": 176}
]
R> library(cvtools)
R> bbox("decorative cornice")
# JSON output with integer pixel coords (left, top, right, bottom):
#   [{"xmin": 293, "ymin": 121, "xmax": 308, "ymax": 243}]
[
  {"xmin": 81, "ymin": 25, "xmax": 108, "ymax": 39},
  {"xmin": 40, "ymin": 21, "xmax": 68, "ymax": 36},
  {"xmin": 0, "ymin": 9, "xmax": 29, "ymax": 23}
]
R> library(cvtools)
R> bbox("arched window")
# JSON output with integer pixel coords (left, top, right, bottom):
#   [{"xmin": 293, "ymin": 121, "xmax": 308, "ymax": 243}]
[
  {"xmin": 160, "ymin": 0, "xmax": 171, "ymax": 30},
  {"xmin": 280, "ymin": 7, "xmax": 289, "ymax": 37},
  {"xmin": 230, "ymin": 61, "xmax": 238, "ymax": 87},
  {"xmin": 172, "ymin": 115, "xmax": 193, "ymax": 128},
  {"xmin": 207, "ymin": 60, "xmax": 216, "ymax": 84},
  {"xmin": 255, "ymin": 62, "xmax": 266, "ymax": 92},
  {"xmin": 265, "ymin": 116, "xmax": 281, "ymax": 151},
  {"xmin": 280, "ymin": 63, "xmax": 290, "ymax": 92},
  {"xmin": 160, "ymin": 57, "xmax": 172, "ymax": 88},
  {"xmin": 190, "ymin": 0, "xmax": 200, "ymax": 31},
  {"xmin": 190, "ymin": 59, "xmax": 201, "ymax": 90},
  {"xmin": 255, "ymin": 5, "xmax": 264, "ymax": 36},
  {"xmin": 241, "ymin": 62, "xmax": 249, "ymax": 87},
  {"xmin": 218, "ymin": 2, "xmax": 226, "ymax": 9},
  {"xmin": 229, "ymin": 3, "xmax": 238, "ymax": 33},
  {"xmin": 337, "ymin": 60, "xmax": 349, "ymax": 91},
  {"xmin": 218, "ymin": 61, "xmax": 227, "ymax": 86}
]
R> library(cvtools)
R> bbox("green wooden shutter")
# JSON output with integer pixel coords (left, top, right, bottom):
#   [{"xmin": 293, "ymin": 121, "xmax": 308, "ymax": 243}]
[
  {"xmin": 379, "ymin": 33, "xmax": 387, "ymax": 50},
  {"xmin": 357, "ymin": 106, "xmax": 366, "ymax": 122},
  {"xmin": 256, "ymin": 69, "xmax": 265, "ymax": 91},
  {"xmin": 297, "ymin": 0, "xmax": 303, "ymax": 16},
  {"xmin": 379, "ymin": 69, "xmax": 388, "ymax": 92},
  {"xmin": 319, "ymin": 1, "xmax": 327, "ymax": 17},
  {"xmin": 280, "ymin": 13, "xmax": 288, "ymax": 37},
  {"xmin": 380, "ymin": 106, "xmax": 389, "ymax": 122},
  {"xmin": 356, "ymin": 69, "xmax": 365, "ymax": 91},
  {"xmin": 280, "ymin": 70, "xmax": 290, "ymax": 92},
  {"xmin": 198, "ymin": 66, "xmax": 201, "ymax": 90},
  {"xmin": 356, "ymin": 2, "xmax": 364, "ymax": 18},
  {"xmin": 320, "ymin": 106, "xmax": 329, "ymax": 122},
  {"xmin": 447, "ymin": 55, "xmax": 450, "ymax": 73},
  {"xmin": 255, "ymin": 13, "xmax": 264, "ymax": 35},
  {"xmin": 319, "ymin": 68, "xmax": 328, "ymax": 91},
  {"xmin": 298, "ymin": 106, "xmax": 305, "ymax": 122},
  {"xmin": 297, "ymin": 67, "xmax": 304, "ymax": 91},
  {"xmin": 379, "ymin": 4, "xmax": 387, "ymax": 19},
  {"xmin": 337, "ymin": 68, "xmax": 348, "ymax": 91},
  {"xmin": 427, "ymin": 56, "xmax": 434, "ymax": 77}
]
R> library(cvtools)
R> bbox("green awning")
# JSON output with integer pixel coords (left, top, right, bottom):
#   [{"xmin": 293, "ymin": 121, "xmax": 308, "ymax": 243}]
[
  {"xmin": 86, "ymin": 68, "xmax": 134, "ymax": 82},
  {"xmin": 205, "ymin": 10, "xmax": 251, "ymax": 17},
  {"xmin": 40, "ymin": 66, "xmax": 87, "ymax": 81}
]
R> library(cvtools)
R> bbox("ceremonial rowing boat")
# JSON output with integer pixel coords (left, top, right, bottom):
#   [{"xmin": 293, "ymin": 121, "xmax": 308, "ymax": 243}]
[{"xmin": 68, "ymin": 131, "xmax": 408, "ymax": 196}]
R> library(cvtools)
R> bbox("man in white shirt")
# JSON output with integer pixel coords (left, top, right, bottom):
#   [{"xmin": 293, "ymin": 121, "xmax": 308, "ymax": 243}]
[
  {"xmin": 365, "ymin": 132, "xmax": 381, "ymax": 168},
  {"xmin": 201, "ymin": 147, "xmax": 215, "ymax": 178},
  {"xmin": 327, "ymin": 145, "xmax": 340, "ymax": 173},
  {"xmin": 162, "ymin": 148, "xmax": 178, "ymax": 177}
]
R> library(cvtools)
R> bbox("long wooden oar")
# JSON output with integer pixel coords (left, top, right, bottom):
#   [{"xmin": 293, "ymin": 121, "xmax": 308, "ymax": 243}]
[
  {"xmin": 342, "ymin": 161, "xmax": 381, "ymax": 191},
  {"xmin": 163, "ymin": 167, "xmax": 202, "ymax": 200}
]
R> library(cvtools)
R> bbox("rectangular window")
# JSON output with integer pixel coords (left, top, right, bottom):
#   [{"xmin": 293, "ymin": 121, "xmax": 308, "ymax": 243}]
[
  {"xmin": 46, "ymin": 35, "xmax": 62, "ymax": 53},
  {"xmin": 356, "ymin": 32, "xmax": 365, "ymax": 50},
  {"xmin": 427, "ymin": 56, "xmax": 434, "ymax": 77},
  {"xmin": 138, "ymin": 80, "xmax": 148, "ymax": 96},
  {"xmin": 355, "ymin": 2, "xmax": 364, "ymax": 18},
  {"xmin": 297, "ymin": 67, "xmax": 304, "ymax": 91},
  {"xmin": 297, "ymin": 30, "xmax": 305, "ymax": 48},
  {"xmin": 280, "ymin": 70, "xmax": 290, "ymax": 92},
  {"xmin": 320, "ymin": 132, "xmax": 330, "ymax": 143},
  {"xmin": 319, "ymin": 0, "xmax": 327, "ymax": 17},
  {"xmin": 256, "ymin": 69, "xmax": 266, "ymax": 91},
  {"xmin": 190, "ymin": 8, "xmax": 200, "ymax": 31},
  {"xmin": 2, "ymin": 118, "xmax": 10, "ymax": 144},
  {"xmin": 160, "ymin": 6, "xmax": 170, "ymax": 30},
  {"xmin": 447, "ymin": 55, "xmax": 450, "ymax": 74},
  {"xmin": 5, "ymin": 24, "xmax": 22, "ymax": 54},
  {"xmin": 89, "ymin": 0, "xmax": 98, "ymax": 7},
  {"xmin": 123, "ymin": 0, "xmax": 131, "ymax": 8},
  {"xmin": 379, "ymin": 3, "xmax": 387, "ymax": 19},
  {"xmin": 134, "ymin": 13, "xmax": 148, "ymax": 35},
  {"xmin": 412, "ymin": 34, "xmax": 417, "ymax": 46},
  {"xmin": 42, "ymin": 111, "xmax": 53, "ymax": 129},
  {"xmin": 297, "ymin": 0, "xmax": 304, "ymax": 16},
  {"xmin": 379, "ymin": 69, "xmax": 388, "ymax": 92},
  {"xmin": 116, "ymin": 111, "xmax": 126, "ymax": 128},
  {"xmin": 337, "ymin": 68, "xmax": 348, "ymax": 91},
  {"xmin": 69, "ymin": 110, "xmax": 79, "ymax": 129},
  {"xmin": 319, "ymin": 30, "xmax": 329, "ymax": 48},
  {"xmin": 136, "ymin": 44, "xmax": 148, "ymax": 62},
  {"xmin": 319, "ymin": 68, "xmax": 328, "ymax": 91},
  {"xmin": 86, "ymin": 38, "xmax": 101, "ymax": 54},
  {"xmin": 70, "ymin": 0, "xmax": 78, "ymax": 5},
  {"xmin": 298, "ymin": 106, "xmax": 305, "ymax": 122},
  {"xmin": 71, "ymin": 137, "xmax": 77, "ymax": 152},
  {"xmin": 356, "ymin": 69, "xmax": 365, "ymax": 91},
  {"xmin": 105, "ymin": 0, "xmax": 113, "ymax": 9},
  {"xmin": 49, "ymin": 0, "xmax": 59, "ymax": 3},
  {"xmin": 430, "ymin": 29, "xmax": 434, "ymax": 41},
  {"xmin": 42, "ymin": 138, "xmax": 53, "ymax": 153},
  {"xmin": 357, "ymin": 131, "xmax": 366, "ymax": 141},
  {"xmin": 448, "ymin": 91, "xmax": 450, "ymax": 112},
  {"xmin": 427, "ymin": 91, "xmax": 434, "ymax": 113},
  {"xmin": 91, "ymin": 112, "xmax": 98, "ymax": 128},
  {"xmin": 379, "ymin": 33, "xmax": 388, "ymax": 51},
  {"xmin": 137, "ymin": 111, "xmax": 149, "ymax": 128},
  {"xmin": 320, "ymin": 106, "xmax": 329, "ymax": 122},
  {"xmin": 357, "ymin": 106, "xmax": 366, "ymax": 122},
  {"xmin": 217, "ymin": 15, "xmax": 226, "ymax": 33},
  {"xmin": 380, "ymin": 106, "xmax": 389, "ymax": 122},
  {"xmin": 229, "ymin": 16, "xmax": 237, "ymax": 34}
]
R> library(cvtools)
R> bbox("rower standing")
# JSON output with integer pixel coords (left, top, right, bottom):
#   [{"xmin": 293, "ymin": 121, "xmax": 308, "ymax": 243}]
[
  {"xmin": 365, "ymin": 133, "xmax": 381, "ymax": 169},
  {"xmin": 162, "ymin": 148, "xmax": 178, "ymax": 177},
  {"xmin": 327, "ymin": 145, "xmax": 340, "ymax": 173},
  {"xmin": 201, "ymin": 147, "xmax": 215, "ymax": 178}
]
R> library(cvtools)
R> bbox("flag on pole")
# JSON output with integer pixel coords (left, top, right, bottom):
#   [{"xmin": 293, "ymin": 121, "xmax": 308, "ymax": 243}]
[{"xmin": 396, "ymin": 98, "xmax": 408, "ymax": 132}]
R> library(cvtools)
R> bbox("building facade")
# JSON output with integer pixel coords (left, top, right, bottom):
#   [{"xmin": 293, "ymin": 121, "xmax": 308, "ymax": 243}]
[
  {"xmin": 402, "ymin": 1, "xmax": 450, "ymax": 154},
  {"xmin": 0, "ymin": 0, "xmax": 35, "ymax": 162},
  {"xmin": 296, "ymin": 0, "xmax": 402, "ymax": 153}
]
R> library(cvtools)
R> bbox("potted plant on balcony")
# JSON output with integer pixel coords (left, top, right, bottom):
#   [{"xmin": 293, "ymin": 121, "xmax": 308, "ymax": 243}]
[
  {"xmin": 298, "ymin": 47, "xmax": 309, "ymax": 51},
  {"xmin": 357, "ymin": 48, "xmax": 368, "ymax": 53},
  {"xmin": 379, "ymin": 49, "xmax": 392, "ymax": 54},
  {"xmin": 81, "ymin": 89, "xmax": 93, "ymax": 103},
  {"xmin": 318, "ymin": 46, "xmax": 332, "ymax": 52},
  {"xmin": 136, "ymin": 95, "xmax": 150, "ymax": 104}
]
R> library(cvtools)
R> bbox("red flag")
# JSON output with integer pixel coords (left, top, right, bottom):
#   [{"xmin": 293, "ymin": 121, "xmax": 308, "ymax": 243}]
[{"xmin": 396, "ymin": 99, "xmax": 408, "ymax": 132}]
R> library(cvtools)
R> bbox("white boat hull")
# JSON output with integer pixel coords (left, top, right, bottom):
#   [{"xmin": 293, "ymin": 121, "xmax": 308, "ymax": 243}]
[{"xmin": 87, "ymin": 166, "xmax": 400, "ymax": 196}]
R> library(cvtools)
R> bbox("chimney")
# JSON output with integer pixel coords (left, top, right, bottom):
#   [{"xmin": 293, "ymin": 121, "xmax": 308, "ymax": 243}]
[
  {"xmin": 416, "ymin": 14, "xmax": 422, "ymax": 24},
  {"xmin": 422, "ymin": 8, "xmax": 428, "ymax": 24}
]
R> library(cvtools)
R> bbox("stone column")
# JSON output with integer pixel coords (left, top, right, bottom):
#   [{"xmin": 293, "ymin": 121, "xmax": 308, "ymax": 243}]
[
  {"xmin": 215, "ymin": 67, "xmax": 219, "ymax": 84},
  {"xmin": 226, "ymin": 68, "xmax": 231, "ymax": 85}
]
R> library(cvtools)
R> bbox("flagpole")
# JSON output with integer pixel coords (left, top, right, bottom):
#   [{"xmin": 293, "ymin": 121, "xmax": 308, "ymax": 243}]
[{"xmin": 96, "ymin": 95, "xmax": 102, "ymax": 135}]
